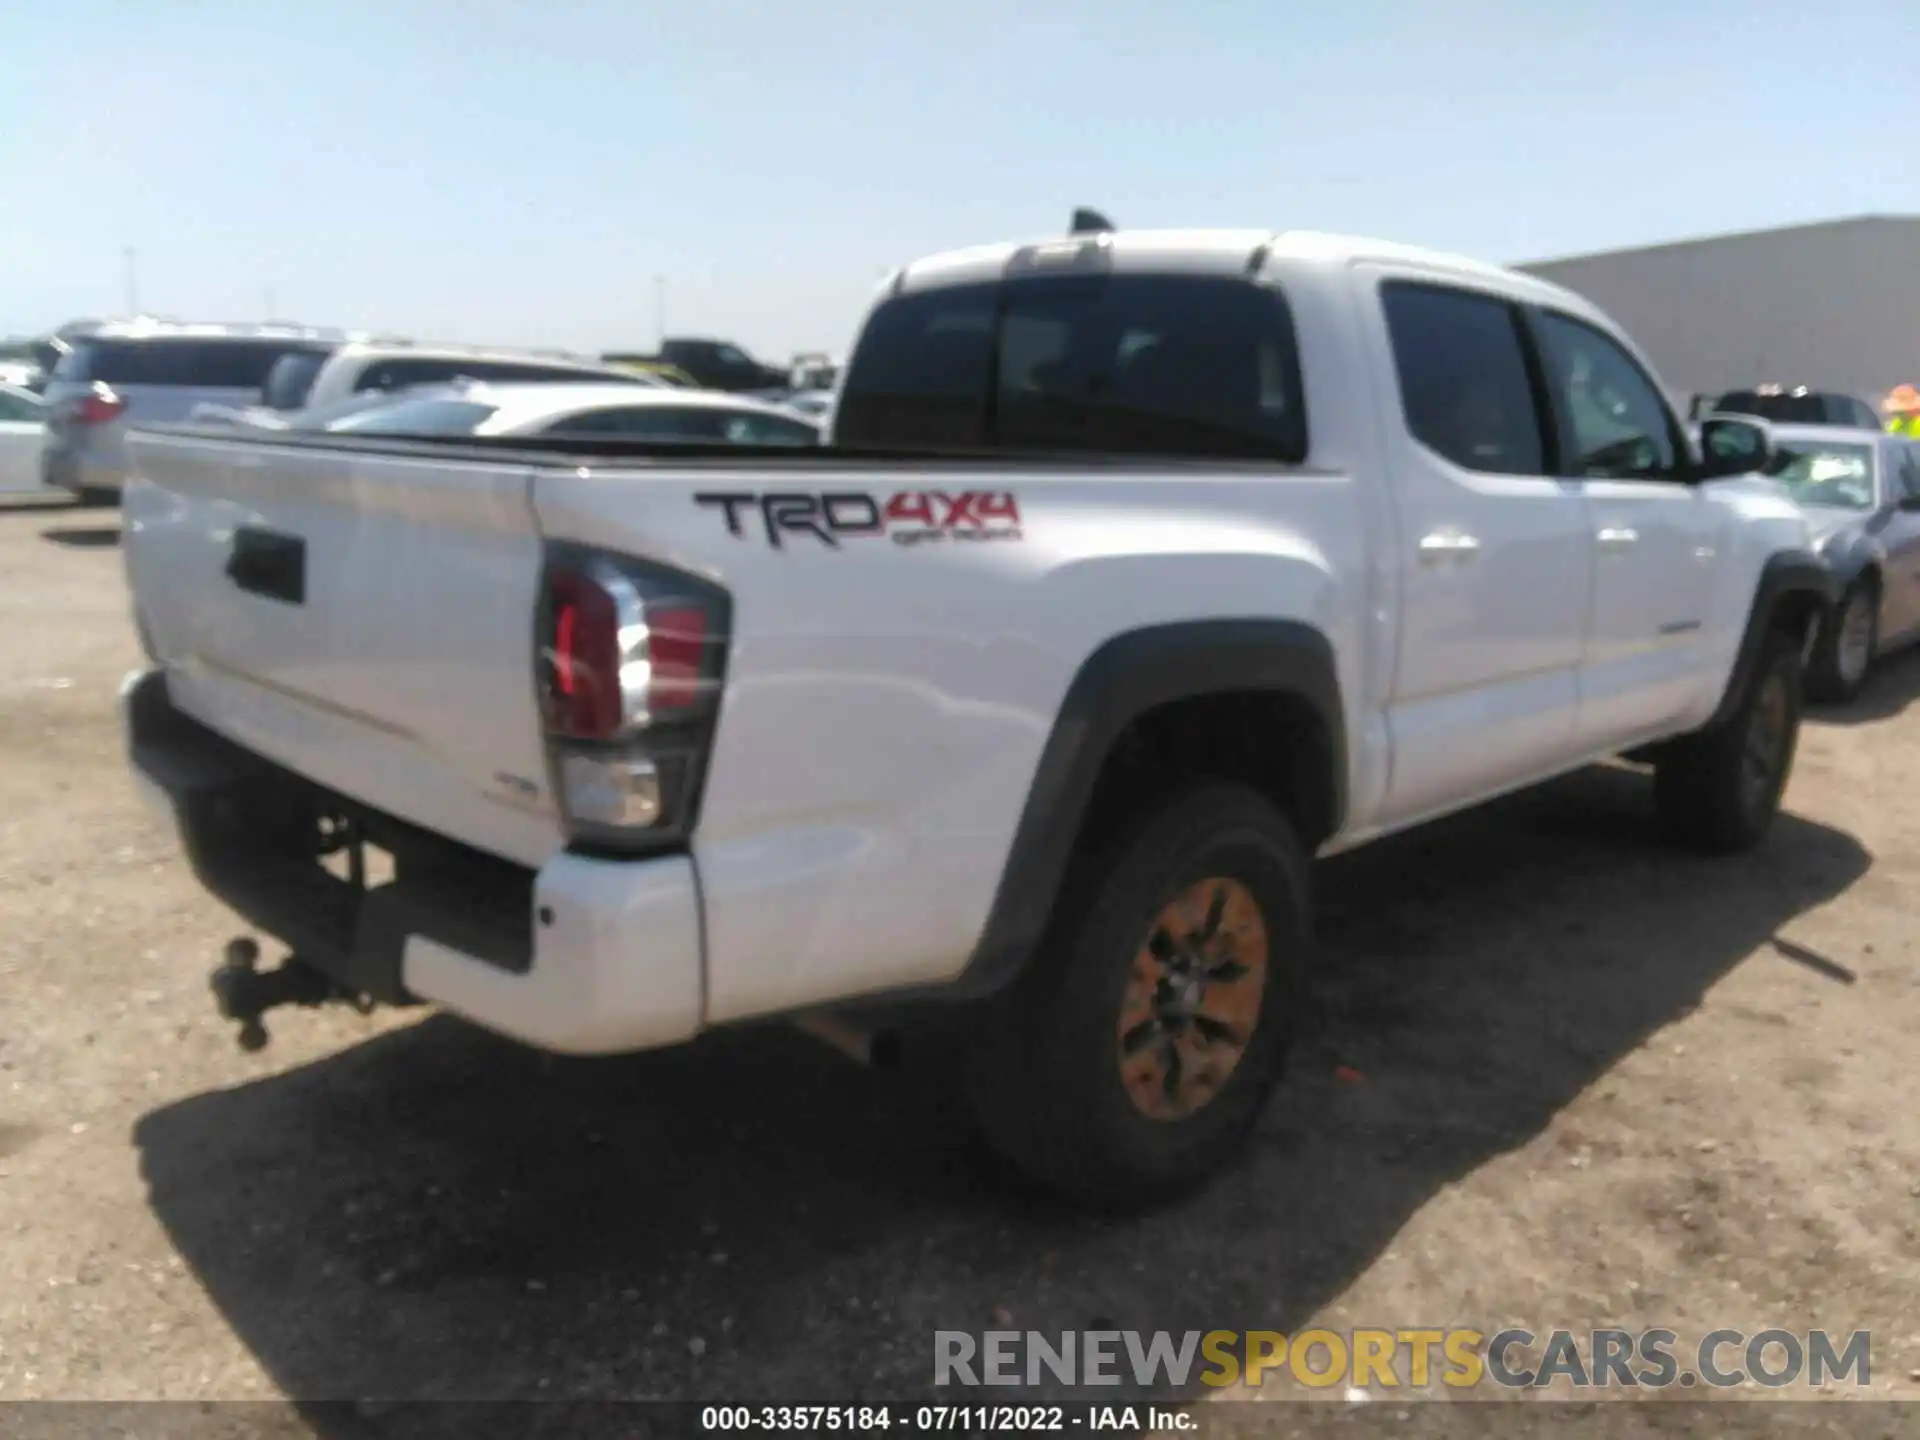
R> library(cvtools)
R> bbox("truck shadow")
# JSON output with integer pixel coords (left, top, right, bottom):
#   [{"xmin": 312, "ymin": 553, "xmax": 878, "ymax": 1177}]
[
  {"xmin": 37, "ymin": 522, "xmax": 121, "ymax": 549},
  {"xmin": 132, "ymin": 766, "xmax": 1868, "ymax": 1431}
]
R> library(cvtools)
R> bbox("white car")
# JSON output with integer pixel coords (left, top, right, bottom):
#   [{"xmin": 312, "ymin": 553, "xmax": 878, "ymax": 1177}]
[
  {"xmin": 313, "ymin": 382, "xmax": 823, "ymax": 446},
  {"xmin": 0, "ymin": 384, "xmax": 48, "ymax": 493},
  {"xmin": 259, "ymin": 342, "xmax": 663, "ymax": 415},
  {"xmin": 122, "ymin": 224, "xmax": 1829, "ymax": 1207},
  {"xmin": 780, "ymin": 389, "xmax": 836, "ymax": 421}
]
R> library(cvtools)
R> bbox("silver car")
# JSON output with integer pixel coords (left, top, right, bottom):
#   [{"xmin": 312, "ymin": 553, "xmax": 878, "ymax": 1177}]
[
  {"xmin": 39, "ymin": 322, "xmax": 345, "ymax": 504},
  {"xmin": 1764, "ymin": 424, "xmax": 1920, "ymax": 700}
]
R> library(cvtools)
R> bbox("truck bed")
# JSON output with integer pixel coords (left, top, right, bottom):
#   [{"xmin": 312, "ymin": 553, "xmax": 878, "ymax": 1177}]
[{"xmin": 122, "ymin": 422, "xmax": 1367, "ymax": 1026}]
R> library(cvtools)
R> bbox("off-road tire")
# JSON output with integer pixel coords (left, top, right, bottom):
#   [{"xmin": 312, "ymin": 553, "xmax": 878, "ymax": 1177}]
[
  {"xmin": 961, "ymin": 783, "xmax": 1310, "ymax": 1209},
  {"xmin": 1654, "ymin": 632, "xmax": 1802, "ymax": 854},
  {"xmin": 1806, "ymin": 579, "xmax": 1877, "ymax": 704}
]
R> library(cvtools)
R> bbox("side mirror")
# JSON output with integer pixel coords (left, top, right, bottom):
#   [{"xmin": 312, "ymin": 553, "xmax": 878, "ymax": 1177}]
[{"xmin": 1697, "ymin": 416, "xmax": 1775, "ymax": 479}]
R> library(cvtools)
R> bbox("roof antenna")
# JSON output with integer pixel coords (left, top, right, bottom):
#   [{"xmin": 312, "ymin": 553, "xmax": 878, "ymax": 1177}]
[{"xmin": 1070, "ymin": 207, "xmax": 1116, "ymax": 235}]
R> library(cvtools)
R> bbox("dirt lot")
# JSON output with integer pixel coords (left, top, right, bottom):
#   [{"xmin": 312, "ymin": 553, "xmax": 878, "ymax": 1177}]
[{"xmin": 1, "ymin": 495, "xmax": 1917, "ymax": 1431}]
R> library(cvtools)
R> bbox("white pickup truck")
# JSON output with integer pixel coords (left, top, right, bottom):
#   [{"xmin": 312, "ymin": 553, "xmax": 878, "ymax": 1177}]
[{"xmin": 119, "ymin": 225, "xmax": 1831, "ymax": 1206}]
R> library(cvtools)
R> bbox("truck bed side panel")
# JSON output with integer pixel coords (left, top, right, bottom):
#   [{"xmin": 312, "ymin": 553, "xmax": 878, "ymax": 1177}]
[{"xmin": 532, "ymin": 463, "xmax": 1369, "ymax": 1023}]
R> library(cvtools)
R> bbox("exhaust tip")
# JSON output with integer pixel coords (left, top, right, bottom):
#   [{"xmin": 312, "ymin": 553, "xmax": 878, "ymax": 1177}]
[{"xmin": 792, "ymin": 1010, "xmax": 902, "ymax": 1068}]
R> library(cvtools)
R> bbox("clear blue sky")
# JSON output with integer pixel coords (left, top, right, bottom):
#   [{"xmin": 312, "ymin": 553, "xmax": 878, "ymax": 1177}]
[{"xmin": 4, "ymin": 0, "xmax": 1916, "ymax": 362}]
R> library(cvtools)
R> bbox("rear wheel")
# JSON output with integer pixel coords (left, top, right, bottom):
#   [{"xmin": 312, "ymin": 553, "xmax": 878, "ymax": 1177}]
[
  {"xmin": 1654, "ymin": 632, "xmax": 1802, "ymax": 854},
  {"xmin": 1807, "ymin": 580, "xmax": 1877, "ymax": 703},
  {"xmin": 962, "ymin": 783, "xmax": 1308, "ymax": 1208}
]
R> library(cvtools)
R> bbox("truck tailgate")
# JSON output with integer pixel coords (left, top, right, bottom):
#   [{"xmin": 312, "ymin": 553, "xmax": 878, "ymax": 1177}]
[{"xmin": 123, "ymin": 432, "xmax": 564, "ymax": 869}]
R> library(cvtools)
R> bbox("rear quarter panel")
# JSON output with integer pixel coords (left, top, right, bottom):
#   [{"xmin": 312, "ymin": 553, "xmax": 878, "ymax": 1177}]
[{"xmin": 534, "ymin": 460, "xmax": 1374, "ymax": 1023}]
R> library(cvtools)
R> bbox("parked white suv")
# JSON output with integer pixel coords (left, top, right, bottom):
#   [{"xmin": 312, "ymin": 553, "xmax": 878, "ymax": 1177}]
[
  {"xmin": 120, "ymin": 224, "xmax": 1831, "ymax": 1206},
  {"xmin": 40, "ymin": 321, "xmax": 349, "ymax": 503}
]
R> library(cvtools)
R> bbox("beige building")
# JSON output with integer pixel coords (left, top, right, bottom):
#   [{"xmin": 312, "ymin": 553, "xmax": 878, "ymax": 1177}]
[{"xmin": 1518, "ymin": 215, "xmax": 1920, "ymax": 410}]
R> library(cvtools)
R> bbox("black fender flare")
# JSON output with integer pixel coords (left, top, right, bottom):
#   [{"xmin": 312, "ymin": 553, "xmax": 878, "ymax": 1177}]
[
  {"xmin": 1819, "ymin": 533, "xmax": 1883, "ymax": 605},
  {"xmin": 1702, "ymin": 550, "xmax": 1836, "ymax": 732},
  {"xmin": 951, "ymin": 618, "xmax": 1346, "ymax": 999}
]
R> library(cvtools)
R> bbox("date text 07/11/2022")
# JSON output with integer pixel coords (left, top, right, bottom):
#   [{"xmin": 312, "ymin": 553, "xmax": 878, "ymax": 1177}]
[{"xmin": 699, "ymin": 1402, "xmax": 1188, "ymax": 1432}]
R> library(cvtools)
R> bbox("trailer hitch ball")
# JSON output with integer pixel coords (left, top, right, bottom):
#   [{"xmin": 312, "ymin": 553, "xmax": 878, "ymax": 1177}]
[
  {"xmin": 211, "ymin": 937, "xmax": 259, "ymax": 1018},
  {"xmin": 209, "ymin": 936, "xmax": 373, "ymax": 1051}
]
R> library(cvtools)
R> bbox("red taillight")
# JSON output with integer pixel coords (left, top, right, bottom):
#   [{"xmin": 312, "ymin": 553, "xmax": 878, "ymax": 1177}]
[
  {"xmin": 72, "ymin": 389, "xmax": 125, "ymax": 426},
  {"xmin": 542, "ymin": 569, "xmax": 624, "ymax": 739},
  {"xmin": 644, "ymin": 605, "xmax": 709, "ymax": 712},
  {"xmin": 538, "ymin": 548, "xmax": 730, "ymax": 850}
]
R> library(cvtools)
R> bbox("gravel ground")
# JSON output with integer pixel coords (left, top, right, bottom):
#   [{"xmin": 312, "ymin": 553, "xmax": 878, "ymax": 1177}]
[{"xmin": 1, "ymin": 495, "xmax": 1917, "ymax": 1435}]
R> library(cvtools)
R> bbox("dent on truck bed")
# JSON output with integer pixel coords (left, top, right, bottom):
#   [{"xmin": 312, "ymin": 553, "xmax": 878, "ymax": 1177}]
[{"xmin": 949, "ymin": 618, "xmax": 1345, "ymax": 999}]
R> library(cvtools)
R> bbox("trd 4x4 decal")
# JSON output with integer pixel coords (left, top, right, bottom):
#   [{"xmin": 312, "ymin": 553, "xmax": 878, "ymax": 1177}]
[{"xmin": 694, "ymin": 490, "xmax": 1023, "ymax": 550}]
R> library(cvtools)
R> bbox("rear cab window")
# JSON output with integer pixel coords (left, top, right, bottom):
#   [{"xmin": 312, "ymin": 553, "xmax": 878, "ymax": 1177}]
[{"xmin": 835, "ymin": 272, "xmax": 1307, "ymax": 460}]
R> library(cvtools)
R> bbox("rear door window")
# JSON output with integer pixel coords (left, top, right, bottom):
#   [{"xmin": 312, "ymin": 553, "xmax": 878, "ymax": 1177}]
[
  {"xmin": 836, "ymin": 273, "xmax": 1308, "ymax": 460},
  {"xmin": 1380, "ymin": 281, "xmax": 1549, "ymax": 476}
]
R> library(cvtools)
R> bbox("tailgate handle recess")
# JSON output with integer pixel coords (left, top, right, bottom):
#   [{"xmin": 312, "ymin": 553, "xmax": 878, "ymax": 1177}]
[{"xmin": 226, "ymin": 527, "xmax": 306, "ymax": 606}]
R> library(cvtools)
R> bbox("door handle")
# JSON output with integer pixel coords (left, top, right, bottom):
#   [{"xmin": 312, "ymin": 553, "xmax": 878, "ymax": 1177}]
[
  {"xmin": 1596, "ymin": 525, "xmax": 1640, "ymax": 549},
  {"xmin": 1418, "ymin": 529, "xmax": 1481, "ymax": 563},
  {"xmin": 226, "ymin": 526, "xmax": 307, "ymax": 605}
]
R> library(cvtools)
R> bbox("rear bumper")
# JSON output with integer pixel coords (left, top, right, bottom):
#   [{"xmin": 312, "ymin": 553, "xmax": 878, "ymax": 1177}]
[
  {"xmin": 120, "ymin": 667, "xmax": 705, "ymax": 1055},
  {"xmin": 41, "ymin": 446, "xmax": 124, "ymax": 497}
]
